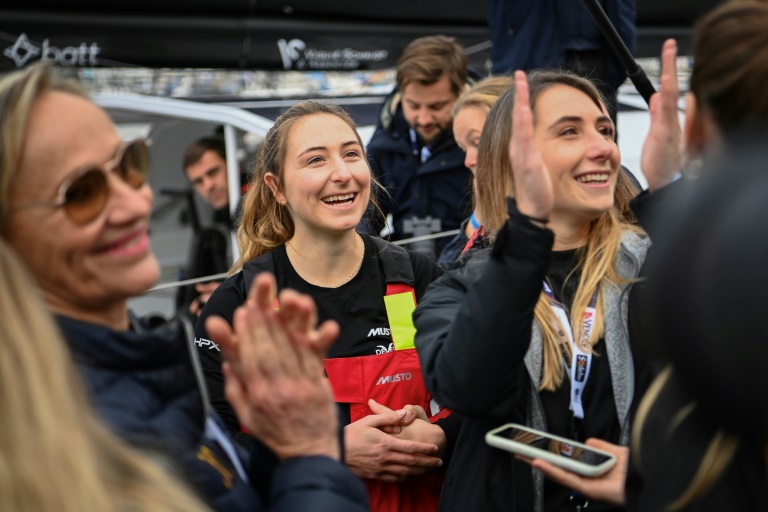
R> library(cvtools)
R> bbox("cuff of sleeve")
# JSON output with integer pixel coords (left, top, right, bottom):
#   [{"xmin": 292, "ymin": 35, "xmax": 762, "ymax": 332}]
[
  {"xmin": 270, "ymin": 456, "xmax": 367, "ymax": 507},
  {"xmin": 491, "ymin": 198, "xmax": 553, "ymax": 259}
]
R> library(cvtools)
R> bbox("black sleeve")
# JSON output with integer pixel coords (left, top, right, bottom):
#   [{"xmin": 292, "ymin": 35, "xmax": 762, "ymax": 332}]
[
  {"xmin": 194, "ymin": 273, "xmax": 259, "ymax": 451},
  {"xmin": 408, "ymin": 251, "xmax": 445, "ymax": 300},
  {"xmin": 433, "ymin": 412, "xmax": 463, "ymax": 465},
  {"xmin": 628, "ymin": 180, "xmax": 686, "ymax": 405},
  {"xmin": 414, "ymin": 199, "xmax": 555, "ymax": 419}
]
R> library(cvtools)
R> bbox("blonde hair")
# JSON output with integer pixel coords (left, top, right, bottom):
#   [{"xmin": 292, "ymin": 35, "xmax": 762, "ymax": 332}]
[
  {"xmin": 233, "ymin": 100, "xmax": 383, "ymax": 272},
  {"xmin": 0, "ymin": 239, "xmax": 209, "ymax": 512},
  {"xmin": 475, "ymin": 70, "xmax": 643, "ymax": 390},
  {"xmin": 633, "ymin": 366, "xmax": 738, "ymax": 510},
  {"xmin": 451, "ymin": 76, "xmax": 516, "ymax": 118},
  {"xmin": 0, "ymin": 62, "xmax": 85, "ymax": 230}
]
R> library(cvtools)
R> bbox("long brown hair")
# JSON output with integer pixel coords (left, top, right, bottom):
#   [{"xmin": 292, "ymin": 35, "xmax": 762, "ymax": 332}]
[
  {"xmin": 690, "ymin": 0, "xmax": 768, "ymax": 134},
  {"xmin": 0, "ymin": 239, "xmax": 209, "ymax": 512},
  {"xmin": 233, "ymin": 100, "xmax": 383, "ymax": 272},
  {"xmin": 476, "ymin": 70, "xmax": 643, "ymax": 390}
]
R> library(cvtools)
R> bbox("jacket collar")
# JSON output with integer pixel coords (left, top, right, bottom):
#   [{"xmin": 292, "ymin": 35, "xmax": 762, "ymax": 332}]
[{"xmin": 56, "ymin": 315, "xmax": 205, "ymax": 449}]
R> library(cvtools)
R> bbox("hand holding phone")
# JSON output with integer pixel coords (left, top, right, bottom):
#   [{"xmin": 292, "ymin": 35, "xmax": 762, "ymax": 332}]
[{"xmin": 485, "ymin": 424, "xmax": 617, "ymax": 477}]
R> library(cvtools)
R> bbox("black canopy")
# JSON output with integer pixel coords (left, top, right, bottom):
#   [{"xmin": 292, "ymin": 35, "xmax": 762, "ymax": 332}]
[{"xmin": 1, "ymin": 0, "xmax": 720, "ymax": 72}]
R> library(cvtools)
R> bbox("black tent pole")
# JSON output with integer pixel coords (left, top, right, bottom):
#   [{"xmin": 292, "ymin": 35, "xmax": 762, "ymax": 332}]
[{"xmin": 581, "ymin": 0, "xmax": 657, "ymax": 106}]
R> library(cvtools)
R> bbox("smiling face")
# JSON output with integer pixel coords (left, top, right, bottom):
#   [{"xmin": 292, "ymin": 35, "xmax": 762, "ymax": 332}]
[
  {"xmin": 4, "ymin": 91, "xmax": 159, "ymax": 322},
  {"xmin": 266, "ymin": 113, "xmax": 371, "ymax": 238},
  {"xmin": 532, "ymin": 85, "xmax": 620, "ymax": 224},
  {"xmin": 185, "ymin": 149, "xmax": 229, "ymax": 210},
  {"xmin": 401, "ymin": 74, "xmax": 457, "ymax": 144},
  {"xmin": 453, "ymin": 104, "xmax": 488, "ymax": 174}
]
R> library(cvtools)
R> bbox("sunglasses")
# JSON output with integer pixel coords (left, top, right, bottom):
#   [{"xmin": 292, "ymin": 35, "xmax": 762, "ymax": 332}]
[{"xmin": 11, "ymin": 139, "xmax": 150, "ymax": 225}]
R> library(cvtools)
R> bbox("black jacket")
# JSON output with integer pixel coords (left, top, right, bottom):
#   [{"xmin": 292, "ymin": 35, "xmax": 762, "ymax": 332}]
[
  {"xmin": 414, "ymin": 200, "xmax": 648, "ymax": 512},
  {"xmin": 624, "ymin": 145, "xmax": 768, "ymax": 510},
  {"xmin": 57, "ymin": 314, "xmax": 369, "ymax": 512},
  {"xmin": 366, "ymin": 91, "xmax": 473, "ymax": 253}
]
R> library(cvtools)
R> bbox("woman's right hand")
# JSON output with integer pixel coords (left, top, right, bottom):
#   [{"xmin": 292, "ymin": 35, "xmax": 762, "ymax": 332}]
[
  {"xmin": 509, "ymin": 70, "xmax": 554, "ymax": 222},
  {"xmin": 641, "ymin": 38, "xmax": 684, "ymax": 191}
]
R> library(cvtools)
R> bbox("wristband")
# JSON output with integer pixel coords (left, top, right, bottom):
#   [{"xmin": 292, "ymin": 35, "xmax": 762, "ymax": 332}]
[{"xmin": 469, "ymin": 211, "xmax": 480, "ymax": 229}]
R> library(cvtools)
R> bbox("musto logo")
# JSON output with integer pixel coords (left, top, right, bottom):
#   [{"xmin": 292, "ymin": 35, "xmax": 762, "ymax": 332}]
[
  {"xmin": 277, "ymin": 38, "xmax": 387, "ymax": 70},
  {"xmin": 4, "ymin": 33, "xmax": 101, "ymax": 68},
  {"xmin": 376, "ymin": 372, "xmax": 413, "ymax": 385}
]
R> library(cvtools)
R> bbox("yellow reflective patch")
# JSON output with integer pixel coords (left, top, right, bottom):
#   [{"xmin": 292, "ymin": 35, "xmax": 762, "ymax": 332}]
[
  {"xmin": 383, "ymin": 292, "xmax": 417, "ymax": 350},
  {"xmin": 197, "ymin": 445, "xmax": 233, "ymax": 489}
]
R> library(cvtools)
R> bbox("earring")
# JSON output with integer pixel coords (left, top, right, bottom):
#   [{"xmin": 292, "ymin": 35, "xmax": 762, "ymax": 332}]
[{"xmin": 682, "ymin": 157, "xmax": 703, "ymax": 180}]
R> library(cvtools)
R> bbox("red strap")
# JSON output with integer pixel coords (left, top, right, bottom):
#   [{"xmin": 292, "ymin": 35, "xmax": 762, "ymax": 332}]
[{"xmin": 386, "ymin": 283, "xmax": 415, "ymax": 298}]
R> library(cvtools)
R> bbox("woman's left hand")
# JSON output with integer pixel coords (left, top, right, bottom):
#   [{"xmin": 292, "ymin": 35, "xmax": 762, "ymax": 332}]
[{"xmin": 523, "ymin": 438, "xmax": 628, "ymax": 506}]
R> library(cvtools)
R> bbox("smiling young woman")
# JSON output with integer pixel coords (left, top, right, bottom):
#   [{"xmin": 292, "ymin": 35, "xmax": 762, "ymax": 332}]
[
  {"xmin": 413, "ymin": 70, "xmax": 648, "ymax": 512},
  {"xmin": 196, "ymin": 100, "xmax": 460, "ymax": 512}
]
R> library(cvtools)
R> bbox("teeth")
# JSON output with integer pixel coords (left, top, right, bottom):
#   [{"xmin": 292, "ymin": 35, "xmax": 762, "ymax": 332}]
[
  {"xmin": 576, "ymin": 173, "xmax": 609, "ymax": 183},
  {"xmin": 323, "ymin": 193, "xmax": 355, "ymax": 203}
]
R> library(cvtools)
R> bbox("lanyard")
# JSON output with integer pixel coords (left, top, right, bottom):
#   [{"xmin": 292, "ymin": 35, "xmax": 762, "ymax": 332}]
[
  {"xmin": 409, "ymin": 128, "xmax": 432, "ymax": 163},
  {"xmin": 542, "ymin": 281, "xmax": 598, "ymax": 420}
]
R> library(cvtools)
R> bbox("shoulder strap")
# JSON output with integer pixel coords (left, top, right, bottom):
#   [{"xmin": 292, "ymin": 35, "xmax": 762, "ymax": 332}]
[
  {"xmin": 242, "ymin": 252, "xmax": 278, "ymax": 296},
  {"xmin": 370, "ymin": 237, "xmax": 419, "ymax": 350},
  {"xmin": 370, "ymin": 236, "xmax": 415, "ymax": 289}
]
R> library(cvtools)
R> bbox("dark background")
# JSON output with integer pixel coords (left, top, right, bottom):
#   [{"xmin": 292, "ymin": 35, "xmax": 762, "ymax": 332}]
[{"xmin": 1, "ymin": 0, "xmax": 721, "ymax": 71}]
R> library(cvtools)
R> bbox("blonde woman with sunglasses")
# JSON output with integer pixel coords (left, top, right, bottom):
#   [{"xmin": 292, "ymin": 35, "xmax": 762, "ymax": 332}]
[{"xmin": 0, "ymin": 63, "xmax": 368, "ymax": 512}]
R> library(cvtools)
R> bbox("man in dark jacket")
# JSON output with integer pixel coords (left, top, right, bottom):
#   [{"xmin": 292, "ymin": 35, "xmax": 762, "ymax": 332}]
[
  {"xmin": 367, "ymin": 35, "xmax": 474, "ymax": 259},
  {"xmin": 487, "ymin": 0, "xmax": 636, "ymax": 122}
]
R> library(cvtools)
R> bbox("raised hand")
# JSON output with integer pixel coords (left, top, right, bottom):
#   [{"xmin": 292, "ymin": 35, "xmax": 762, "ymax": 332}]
[
  {"xmin": 207, "ymin": 272, "xmax": 342, "ymax": 461},
  {"xmin": 509, "ymin": 70, "xmax": 554, "ymax": 222},
  {"xmin": 641, "ymin": 39, "xmax": 685, "ymax": 191}
]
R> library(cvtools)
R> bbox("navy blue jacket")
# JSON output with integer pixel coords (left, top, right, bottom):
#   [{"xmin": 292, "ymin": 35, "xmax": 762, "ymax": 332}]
[
  {"xmin": 366, "ymin": 92, "xmax": 473, "ymax": 253},
  {"xmin": 57, "ymin": 315, "xmax": 369, "ymax": 512},
  {"xmin": 487, "ymin": 0, "xmax": 636, "ymax": 89}
]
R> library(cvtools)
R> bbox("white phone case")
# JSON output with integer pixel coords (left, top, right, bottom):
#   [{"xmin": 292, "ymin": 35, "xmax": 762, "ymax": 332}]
[{"xmin": 485, "ymin": 423, "xmax": 617, "ymax": 477}]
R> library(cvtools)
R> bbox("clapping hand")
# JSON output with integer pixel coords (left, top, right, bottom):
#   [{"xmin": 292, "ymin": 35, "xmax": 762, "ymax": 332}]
[
  {"xmin": 641, "ymin": 39, "xmax": 685, "ymax": 191},
  {"xmin": 206, "ymin": 272, "xmax": 342, "ymax": 461}
]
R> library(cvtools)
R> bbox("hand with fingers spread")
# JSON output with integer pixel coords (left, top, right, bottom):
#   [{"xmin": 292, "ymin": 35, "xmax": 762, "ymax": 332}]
[
  {"xmin": 524, "ymin": 438, "xmax": 628, "ymax": 506},
  {"xmin": 343, "ymin": 405, "xmax": 443, "ymax": 482},
  {"xmin": 641, "ymin": 39, "xmax": 685, "ymax": 191},
  {"xmin": 206, "ymin": 272, "xmax": 342, "ymax": 461},
  {"xmin": 368, "ymin": 399, "xmax": 447, "ymax": 456},
  {"xmin": 509, "ymin": 70, "xmax": 554, "ymax": 223}
]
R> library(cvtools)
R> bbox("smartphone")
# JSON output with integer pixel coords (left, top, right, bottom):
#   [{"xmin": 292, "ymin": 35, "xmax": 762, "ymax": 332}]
[{"xmin": 485, "ymin": 423, "xmax": 617, "ymax": 477}]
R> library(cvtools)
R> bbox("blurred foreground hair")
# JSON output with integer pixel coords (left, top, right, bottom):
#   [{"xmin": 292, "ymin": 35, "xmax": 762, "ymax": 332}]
[{"xmin": 0, "ymin": 166, "xmax": 209, "ymax": 511}]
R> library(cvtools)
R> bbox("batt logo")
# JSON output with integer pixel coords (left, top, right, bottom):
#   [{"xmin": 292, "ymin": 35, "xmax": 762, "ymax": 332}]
[{"xmin": 575, "ymin": 355, "xmax": 588, "ymax": 382}]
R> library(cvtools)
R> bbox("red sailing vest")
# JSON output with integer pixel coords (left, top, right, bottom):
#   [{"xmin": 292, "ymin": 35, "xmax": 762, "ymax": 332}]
[{"xmin": 244, "ymin": 237, "xmax": 448, "ymax": 512}]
